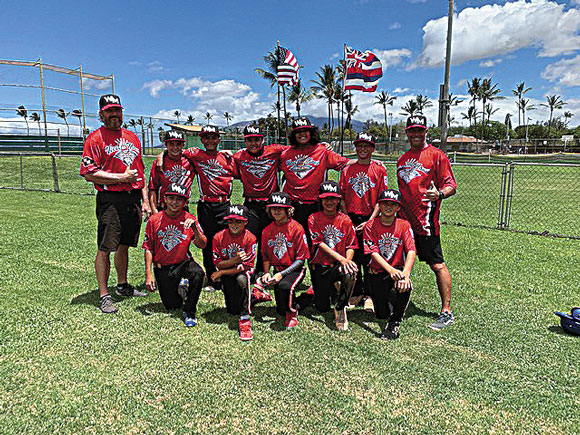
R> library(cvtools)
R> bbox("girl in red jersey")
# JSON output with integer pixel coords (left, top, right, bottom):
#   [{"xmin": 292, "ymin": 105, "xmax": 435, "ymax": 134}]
[
  {"xmin": 307, "ymin": 181, "xmax": 358, "ymax": 331},
  {"xmin": 261, "ymin": 192, "xmax": 310, "ymax": 328},
  {"xmin": 211, "ymin": 205, "xmax": 258, "ymax": 342},
  {"xmin": 363, "ymin": 189, "xmax": 416, "ymax": 340}
]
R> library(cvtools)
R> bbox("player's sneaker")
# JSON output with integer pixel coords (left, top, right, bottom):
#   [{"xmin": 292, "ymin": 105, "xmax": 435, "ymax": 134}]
[
  {"xmin": 178, "ymin": 278, "xmax": 189, "ymax": 300},
  {"xmin": 238, "ymin": 318, "xmax": 253, "ymax": 341},
  {"xmin": 99, "ymin": 294, "xmax": 118, "ymax": 314},
  {"xmin": 305, "ymin": 286, "xmax": 315, "ymax": 296},
  {"xmin": 284, "ymin": 311, "xmax": 299, "ymax": 328},
  {"xmin": 115, "ymin": 283, "xmax": 147, "ymax": 297},
  {"xmin": 203, "ymin": 285, "xmax": 216, "ymax": 292},
  {"xmin": 429, "ymin": 312, "xmax": 455, "ymax": 331},
  {"xmin": 334, "ymin": 308, "xmax": 348, "ymax": 331},
  {"xmin": 363, "ymin": 297, "xmax": 375, "ymax": 313},
  {"xmin": 183, "ymin": 312, "xmax": 198, "ymax": 327},
  {"xmin": 380, "ymin": 322, "xmax": 400, "ymax": 340}
]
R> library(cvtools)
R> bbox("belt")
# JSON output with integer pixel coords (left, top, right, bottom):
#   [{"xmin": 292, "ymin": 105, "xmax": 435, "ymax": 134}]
[
  {"xmin": 292, "ymin": 200, "xmax": 316, "ymax": 205},
  {"xmin": 246, "ymin": 197, "xmax": 269, "ymax": 202},
  {"xmin": 199, "ymin": 195, "xmax": 229, "ymax": 203}
]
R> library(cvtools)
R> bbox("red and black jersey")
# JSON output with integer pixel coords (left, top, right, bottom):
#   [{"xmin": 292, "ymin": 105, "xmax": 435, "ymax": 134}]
[
  {"xmin": 279, "ymin": 144, "xmax": 349, "ymax": 202},
  {"xmin": 339, "ymin": 161, "xmax": 388, "ymax": 216},
  {"xmin": 142, "ymin": 210, "xmax": 204, "ymax": 266},
  {"xmin": 80, "ymin": 127, "xmax": 145, "ymax": 191},
  {"xmin": 396, "ymin": 144, "xmax": 457, "ymax": 236},
  {"xmin": 148, "ymin": 154, "xmax": 195, "ymax": 207},
  {"xmin": 308, "ymin": 211, "xmax": 358, "ymax": 265},
  {"xmin": 182, "ymin": 148, "xmax": 235, "ymax": 200},
  {"xmin": 364, "ymin": 217, "xmax": 415, "ymax": 273},
  {"xmin": 233, "ymin": 144, "xmax": 287, "ymax": 199},
  {"xmin": 212, "ymin": 228, "xmax": 257, "ymax": 269},
  {"xmin": 261, "ymin": 219, "xmax": 310, "ymax": 268}
]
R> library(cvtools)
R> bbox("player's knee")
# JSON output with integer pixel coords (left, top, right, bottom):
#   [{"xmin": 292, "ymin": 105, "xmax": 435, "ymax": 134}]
[
  {"xmin": 236, "ymin": 274, "xmax": 248, "ymax": 289},
  {"xmin": 430, "ymin": 262, "xmax": 446, "ymax": 273}
]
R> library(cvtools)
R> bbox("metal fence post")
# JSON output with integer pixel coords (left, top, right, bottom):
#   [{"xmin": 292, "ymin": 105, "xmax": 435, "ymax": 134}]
[
  {"xmin": 19, "ymin": 153, "xmax": 24, "ymax": 189},
  {"xmin": 505, "ymin": 162, "xmax": 515, "ymax": 228},
  {"xmin": 497, "ymin": 163, "xmax": 508, "ymax": 229},
  {"xmin": 50, "ymin": 153, "xmax": 60, "ymax": 192}
]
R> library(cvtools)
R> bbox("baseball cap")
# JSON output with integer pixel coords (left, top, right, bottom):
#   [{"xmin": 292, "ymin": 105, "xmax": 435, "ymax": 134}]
[
  {"xmin": 319, "ymin": 181, "xmax": 342, "ymax": 199},
  {"xmin": 164, "ymin": 130, "xmax": 186, "ymax": 142},
  {"xmin": 165, "ymin": 183, "xmax": 189, "ymax": 199},
  {"xmin": 291, "ymin": 117, "xmax": 313, "ymax": 132},
  {"xmin": 406, "ymin": 115, "xmax": 428, "ymax": 130},
  {"xmin": 267, "ymin": 192, "xmax": 292, "ymax": 208},
  {"xmin": 223, "ymin": 204, "xmax": 249, "ymax": 221},
  {"xmin": 377, "ymin": 189, "xmax": 402, "ymax": 205},
  {"xmin": 554, "ymin": 308, "xmax": 580, "ymax": 335},
  {"xmin": 99, "ymin": 94, "xmax": 123, "ymax": 111},
  {"xmin": 353, "ymin": 131, "xmax": 376, "ymax": 147},
  {"xmin": 199, "ymin": 125, "xmax": 220, "ymax": 136},
  {"xmin": 243, "ymin": 124, "xmax": 263, "ymax": 138}
]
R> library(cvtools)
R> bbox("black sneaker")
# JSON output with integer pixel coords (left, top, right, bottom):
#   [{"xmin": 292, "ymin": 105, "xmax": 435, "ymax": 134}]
[
  {"xmin": 115, "ymin": 283, "xmax": 147, "ymax": 297},
  {"xmin": 100, "ymin": 295, "xmax": 118, "ymax": 314},
  {"xmin": 380, "ymin": 322, "xmax": 400, "ymax": 340}
]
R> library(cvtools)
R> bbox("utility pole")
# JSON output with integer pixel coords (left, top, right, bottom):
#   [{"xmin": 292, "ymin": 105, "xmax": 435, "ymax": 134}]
[{"xmin": 439, "ymin": 0, "xmax": 454, "ymax": 152}]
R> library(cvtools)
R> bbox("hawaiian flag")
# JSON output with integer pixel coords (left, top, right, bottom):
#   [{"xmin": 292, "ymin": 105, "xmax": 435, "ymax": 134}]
[
  {"xmin": 344, "ymin": 46, "xmax": 383, "ymax": 92},
  {"xmin": 277, "ymin": 46, "xmax": 299, "ymax": 86}
]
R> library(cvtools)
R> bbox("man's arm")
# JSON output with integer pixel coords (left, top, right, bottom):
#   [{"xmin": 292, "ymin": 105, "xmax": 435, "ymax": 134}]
[
  {"xmin": 83, "ymin": 166, "xmax": 139, "ymax": 185},
  {"xmin": 144, "ymin": 250, "xmax": 156, "ymax": 292},
  {"xmin": 141, "ymin": 186, "xmax": 151, "ymax": 217}
]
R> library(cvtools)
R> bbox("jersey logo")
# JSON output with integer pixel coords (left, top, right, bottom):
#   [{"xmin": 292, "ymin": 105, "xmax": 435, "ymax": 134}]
[
  {"xmin": 105, "ymin": 137, "xmax": 139, "ymax": 167},
  {"xmin": 378, "ymin": 233, "xmax": 400, "ymax": 261},
  {"xmin": 322, "ymin": 224, "xmax": 344, "ymax": 249},
  {"xmin": 268, "ymin": 232, "xmax": 293, "ymax": 260},
  {"xmin": 158, "ymin": 225, "xmax": 186, "ymax": 252},
  {"xmin": 397, "ymin": 158, "xmax": 430, "ymax": 184},
  {"xmin": 286, "ymin": 155, "xmax": 320, "ymax": 179},
  {"xmin": 198, "ymin": 159, "xmax": 227, "ymax": 181},
  {"xmin": 348, "ymin": 172, "xmax": 376, "ymax": 198},
  {"xmin": 222, "ymin": 243, "xmax": 242, "ymax": 259},
  {"xmin": 241, "ymin": 157, "xmax": 275, "ymax": 179},
  {"xmin": 164, "ymin": 165, "xmax": 188, "ymax": 183}
]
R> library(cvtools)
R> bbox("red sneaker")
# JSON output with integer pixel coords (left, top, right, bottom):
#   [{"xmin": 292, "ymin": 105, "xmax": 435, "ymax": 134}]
[
  {"xmin": 305, "ymin": 286, "xmax": 314, "ymax": 296},
  {"xmin": 238, "ymin": 319, "xmax": 253, "ymax": 341},
  {"xmin": 284, "ymin": 311, "xmax": 299, "ymax": 328}
]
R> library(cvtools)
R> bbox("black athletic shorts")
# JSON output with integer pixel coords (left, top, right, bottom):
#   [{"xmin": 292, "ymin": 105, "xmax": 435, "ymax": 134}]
[
  {"xmin": 414, "ymin": 234, "xmax": 444, "ymax": 265},
  {"xmin": 96, "ymin": 190, "xmax": 142, "ymax": 252}
]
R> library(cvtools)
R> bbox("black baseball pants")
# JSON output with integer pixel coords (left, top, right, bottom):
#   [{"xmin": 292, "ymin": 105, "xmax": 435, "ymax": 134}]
[
  {"xmin": 221, "ymin": 271, "xmax": 252, "ymax": 319},
  {"xmin": 349, "ymin": 213, "xmax": 372, "ymax": 298},
  {"xmin": 273, "ymin": 269, "xmax": 307, "ymax": 316},
  {"xmin": 197, "ymin": 201, "xmax": 231, "ymax": 286},
  {"xmin": 308, "ymin": 264, "xmax": 356, "ymax": 312},
  {"xmin": 154, "ymin": 259, "xmax": 205, "ymax": 315},
  {"xmin": 367, "ymin": 272, "xmax": 411, "ymax": 323}
]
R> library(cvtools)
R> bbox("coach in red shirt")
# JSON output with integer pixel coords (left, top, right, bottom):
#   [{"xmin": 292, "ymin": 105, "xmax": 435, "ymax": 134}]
[
  {"xmin": 397, "ymin": 115, "xmax": 457, "ymax": 330},
  {"xmin": 80, "ymin": 94, "xmax": 151, "ymax": 314}
]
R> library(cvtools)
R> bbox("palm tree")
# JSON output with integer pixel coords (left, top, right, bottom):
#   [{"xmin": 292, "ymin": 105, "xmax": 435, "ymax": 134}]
[
  {"xmin": 484, "ymin": 103, "xmax": 499, "ymax": 122},
  {"xmin": 311, "ymin": 65, "xmax": 337, "ymax": 141},
  {"xmin": 30, "ymin": 112, "xmax": 41, "ymax": 135},
  {"xmin": 186, "ymin": 115, "xmax": 195, "ymax": 125},
  {"xmin": 71, "ymin": 109, "xmax": 83, "ymax": 136},
  {"xmin": 255, "ymin": 47, "xmax": 279, "ymax": 88},
  {"xmin": 563, "ymin": 111, "xmax": 573, "ymax": 128},
  {"xmin": 541, "ymin": 95, "xmax": 566, "ymax": 138},
  {"xmin": 173, "ymin": 110, "xmax": 181, "ymax": 124},
  {"xmin": 136, "ymin": 117, "xmax": 146, "ymax": 147},
  {"xmin": 461, "ymin": 106, "xmax": 477, "ymax": 127},
  {"xmin": 512, "ymin": 82, "xmax": 532, "ymax": 127},
  {"xmin": 128, "ymin": 119, "xmax": 138, "ymax": 133},
  {"xmin": 56, "ymin": 109, "xmax": 69, "ymax": 136},
  {"xmin": 519, "ymin": 98, "xmax": 535, "ymax": 130},
  {"xmin": 204, "ymin": 112, "xmax": 213, "ymax": 125},
  {"xmin": 467, "ymin": 78, "xmax": 481, "ymax": 136},
  {"xmin": 478, "ymin": 78, "xmax": 503, "ymax": 140},
  {"xmin": 287, "ymin": 80, "xmax": 312, "ymax": 118},
  {"xmin": 16, "ymin": 105, "xmax": 29, "ymax": 134},
  {"xmin": 344, "ymin": 96, "xmax": 359, "ymax": 141},
  {"xmin": 374, "ymin": 91, "xmax": 396, "ymax": 141},
  {"xmin": 223, "ymin": 112, "xmax": 233, "ymax": 128},
  {"xmin": 504, "ymin": 113, "xmax": 512, "ymax": 140},
  {"xmin": 400, "ymin": 99, "xmax": 419, "ymax": 117},
  {"xmin": 415, "ymin": 94, "xmax": 433, "ymax": 114}
]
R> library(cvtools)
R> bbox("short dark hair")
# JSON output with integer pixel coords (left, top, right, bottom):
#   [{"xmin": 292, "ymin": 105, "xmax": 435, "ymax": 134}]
[
  {"xmin": 266, "ymin": 206, "xmax": 295, "ymax": 220},
  {"xmin": 288, "ymin": 126, "xmax": 320, "ymax": 147}
]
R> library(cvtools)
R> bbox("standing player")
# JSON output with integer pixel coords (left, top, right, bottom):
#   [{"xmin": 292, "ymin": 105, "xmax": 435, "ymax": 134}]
[
  {"xmin": 397, "ymin": 115, "xmax": 457, "ymax": 330},
  {"xmin": 143, "ymin": 183, "xmax": 206, "ymax": 327},
  {"xmin": 363, "ymin": 189, "xmax": 416, "ymax": 339},
  {"xmin": 80, "ymin": 94, "xmax": 151, "ymax": 314},
  {"xmin": 211, "ymin": 204, "xmax": 257, "ymax": 341},
  {"xmin": 339, "ymin": 131, "xmax": 388, "ymax": 311}
]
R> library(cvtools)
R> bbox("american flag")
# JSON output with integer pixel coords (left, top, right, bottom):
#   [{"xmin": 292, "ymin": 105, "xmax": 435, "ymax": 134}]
[
  {"xmin": 344, "ymin": 46, "xmax": 383, "ymax": 92},
  {"xmin": 277, "ymin": 46, "xmax": 299, "ymax": 85}
]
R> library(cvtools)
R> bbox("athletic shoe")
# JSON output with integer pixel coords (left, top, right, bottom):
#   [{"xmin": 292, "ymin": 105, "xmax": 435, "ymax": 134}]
[
  {"xmin": 305, "ymin": 286, "xmax": 315, "ymax": 296},
  {"xmin": 115, "ymin": 283, "xmax": 147, "ymax": 297},
  {"xmin": 183, "ymin": 312, "xmax": 198, "ymax": 327},
  {"xmin": 178, "ymin": 278, "xmax": 189, "ymax": 300},
  {"xmin": 203, "ymin": 285, "xmax": 216, "ymax": 292},
  {"xmin": 429, "ymin": 312, "xmax": 455, "ymax": 331},
  {"xmin": 99, "ymin": 295, "xmax": 118, "ymax": 314},
  {"xmin": 284, "ymin": 311, "xmax": 299, "ymax": 328},
  {"xmin": 363, "ymin": 297, "xmax": 375, "ymax": 313},
  {"xmin": 380, "ymin": 322, "xmax": 400, "ymax": 340},
  {"xmin": 238, "ymin": 319, "xmax": 253, "ymax": 341},
  {"xmin": 335, "ymin": 308, "xmax": 348, "ymax": 331}
]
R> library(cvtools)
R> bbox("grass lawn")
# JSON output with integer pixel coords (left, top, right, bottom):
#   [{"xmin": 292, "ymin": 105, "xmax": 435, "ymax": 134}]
[{"xmin": 0, "ymin": 189, "xmax": 579, "ymax": 434}]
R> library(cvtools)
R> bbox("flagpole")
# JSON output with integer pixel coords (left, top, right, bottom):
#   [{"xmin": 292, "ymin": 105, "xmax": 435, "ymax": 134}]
[
  {"xmin": 282, "ymin": 84, "xmax": 289, "ymax": 144},
  {"xmin": 339, "ymin": 43, "xmax": 347, "ymax": 156},
  {"xmin": 276, "ymin": 40, "xmax": 282, "ymax": 144}
]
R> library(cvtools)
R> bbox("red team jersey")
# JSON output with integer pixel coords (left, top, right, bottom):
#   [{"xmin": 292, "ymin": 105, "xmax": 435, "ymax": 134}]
[
  {"xmin": 232, "ymin": 144, "xmax": 287, "ymax": 199},
  {"xmin": 279, "ymin": 144, "xmax": 349, "ymax": 203},
  {"xmin": 396, "ymin": 145, "xmax": 457, "ymax": 236},
  {"xmin": 212, "ymin": 228, "xmax": 257, "ymax": 269},
  {"xmin": 339, "ymin": 161, "xmax": 388, "ymax": 216},
  {"xmin": 148, "ymin": 155, "xmax": 195, "ymax": 207},
  {"xmin": 80, "ymin": 127, "xmax": 145, "ymax": 191},
  {"xmin": 308, "ymin": 212, "xmax": 358, "ymax": 265},
  {"xmin": 261, "ymin": 219, "xmax": 310, "ymax": 268},
  {"xmin": 364, "ymin": 217, "xmax": 416, "ymax": 273},
  {"xmin": 182, "ymin": 148, "xmax": 235, "ymax": 200},
  {"xmin": 142, "ymin": 210, "xmax": 204, "ymax": 266}
]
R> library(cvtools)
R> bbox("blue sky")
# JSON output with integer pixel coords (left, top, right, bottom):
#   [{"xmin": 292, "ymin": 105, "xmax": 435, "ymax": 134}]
[{"xmin": 1, "ymin": 0, "xmax": 579, "ymax": 134}]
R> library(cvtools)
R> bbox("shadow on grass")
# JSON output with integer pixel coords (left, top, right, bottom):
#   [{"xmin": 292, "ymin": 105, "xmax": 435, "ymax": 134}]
[
  {"xmin": 346, "ymin": 309, "xmax": 382, "ymax": 337},
  {"xmin": 547, "ymin": 324, "xmax": 573, "ymax": 336},
  {"xmin": 202, "ymin": 307, "xmax": 239, "ymax": 331},
  {"xmin": 405, "ymin": 301, "xmax": 438, "ymax": 320},
  {"xmin": 135, "ymin": 303, "xmax": 182, "ymax": 320},
  {"xmin": 70, "ymin": 283, "xmax": 150, "ymax": 308}
]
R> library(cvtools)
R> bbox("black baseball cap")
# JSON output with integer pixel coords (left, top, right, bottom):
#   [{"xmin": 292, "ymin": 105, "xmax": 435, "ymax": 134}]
[
  {"xmin": 353, "ymin": 131, "xmax": 376, "ymax": 147},
  {"xmin": 267, "ymin": 192, "xmax": 292, "ymax": 208},
  {"xmin": 164, "ymin": 130, "xmax": 186, "ymax": 142},
  {"xmin": 243, "ymin": 124, "xmax": 263, "ymax": 138},
  {"xmin": 224, "ymin": 204, "xmax": 249, "ymax": 221},
  {"xmin": 377, "ymin": 189, "xmax": 402, "ymax": 205},
  {"xmin": 291, "ymin": 117, "xmax": 313, "ymax": 132},
  {"xmin": 199, "ymin": 125, "xmax": 220, "ymax": 136},
  {"xmin": 165, "ymin": 183, "xmax": 189, "ymax": 199},
  {"xmin": 99, "ymin": 94, "xmax": 123, "ymax": 111},
  {"xmin": 319, "ymin": 181, "xmax": 342, "ymax": 199},
  {"xmin": 406, "ymin": 115, "xmax": 428, "ymax": 130}
]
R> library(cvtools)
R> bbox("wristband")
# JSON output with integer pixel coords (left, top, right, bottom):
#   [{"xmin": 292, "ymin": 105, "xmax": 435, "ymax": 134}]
[{"xmin": 438, "ymin": 190, "xmax": 445, "ymax": 200}]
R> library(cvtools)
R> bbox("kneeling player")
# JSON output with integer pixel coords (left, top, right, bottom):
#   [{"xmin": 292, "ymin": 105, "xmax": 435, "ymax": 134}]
[
  {"xmin": 211, "ymin": 205, "xmax": 258, "ymax": 341},
  {"xmin": 307, "ymin": 181, "xmax": 358, "ymax": 331},
  {"xmin": 363, "ymin": 189, "xmax": 416, "ymax": 339},
  {"xmin": 143, "ymin": 183, "xmax": 207, "ymax": 327},
  {"xmin": 261, "ymin": 192, "xmax": 310, "ymax": 328}
]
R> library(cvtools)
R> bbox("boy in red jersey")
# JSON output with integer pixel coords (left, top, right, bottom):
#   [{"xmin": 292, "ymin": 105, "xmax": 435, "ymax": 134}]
[
  {"xmin": 261, "ymin": 192, "xmax": 310, "ymax": 328},
  {"xmin": 363, "ymin": 189, "xmax": 416, "ymax": 340},
  {"xmin": 143, "ymin": 183, "xmax": 207, "ymax": 327},
  {"xmin": 397, "ymin": 115, "xmax": 457, "ymax": 331},
  {"xmin": 307, "ymin": 181, "xmax": 358, "ymax": 331},
  {"xmin": 211, "ymin": 204, "xmax": 258, "ymax": 341}
]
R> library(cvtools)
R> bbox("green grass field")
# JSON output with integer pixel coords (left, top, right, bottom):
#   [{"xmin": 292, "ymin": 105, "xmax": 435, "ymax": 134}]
[{"xmin": 1, "ymin": 188, "xmax": 579, "ymax": 434}]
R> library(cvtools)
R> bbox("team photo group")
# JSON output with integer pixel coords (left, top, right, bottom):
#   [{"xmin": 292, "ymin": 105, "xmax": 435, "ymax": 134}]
[{"xmin": 80, "ymin": 93, "xmax": 457, "ymax": 342}]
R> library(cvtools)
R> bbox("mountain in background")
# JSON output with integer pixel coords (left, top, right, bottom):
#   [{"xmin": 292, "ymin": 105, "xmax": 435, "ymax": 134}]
[{"xmin": 231, "ymin": 115, "xmax": 366, "ymax": 132}]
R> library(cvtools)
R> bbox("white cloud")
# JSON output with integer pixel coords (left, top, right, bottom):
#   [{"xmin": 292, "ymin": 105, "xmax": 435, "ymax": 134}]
[
  {"xmin": 329, "ymin": 53, "xmax": 340, "ymax": 61},
  {"xmin": 82, "ymin": 78, "xmax": 113, "ymax": 91},
  {"xmin": 393, "ymin": 87, "xmax": 410, "ymax": 93},
  {"xmin": 374, "ymin": 48, "xmax": 412, "ymax": 69},
  {"xmin": 415, "ymin": 0, "xmax": 580, "ymax": 68},
  {"xmin": 0, "ymin": 116, "xmax": 82, "ymax": 135},
  {"xmin": 406, "ymin": 0, "xmax": 426, "ymax": 3},
  {"xmin": 455, "ymin": 78, "xmax": 467, "ymax": 88},
  {"xmin": 389, "ymin": 22, "xmax": 402, "ymax": 30},
  {"xmin": 142, "ymin": 79, "xmax": 173, "ymax": 98},
  {"xmin": 479, "ymin": 59, "xmax": 503, "ymax": 68},
  {"xmin": 542, "ymin": 55, "xmax": 580, "ymax": 87},
  {"xmin": 147, "ymin": 61, "xmax": 165, "ymax": 73}
]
